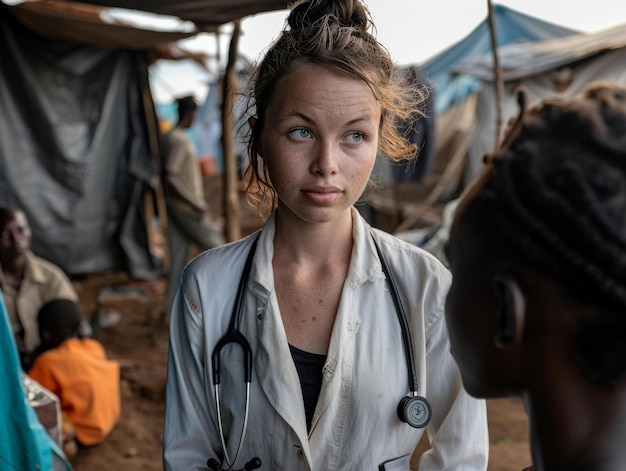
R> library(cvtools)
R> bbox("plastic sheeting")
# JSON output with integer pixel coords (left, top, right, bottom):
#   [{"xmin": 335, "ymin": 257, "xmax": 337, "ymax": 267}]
[
  {"xmin": 0, "ymin": 291, "xmax": 71, "ymax": 470},
  {"xmin": 0, "ymin": 7, "xmax": 161, "ymax": 278},
  {"xmin": 415, "ymin": 4, "xmax": 577, "ymax": 116},
  {"xmin": 74, "ymin": 0, "xmax": 289, "ymax": 29}
]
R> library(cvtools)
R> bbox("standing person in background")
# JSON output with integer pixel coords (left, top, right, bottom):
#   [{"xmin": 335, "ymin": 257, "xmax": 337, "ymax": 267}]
[
  {"xmin": 445, "ymin": 82, "xmax": 626, "ymax": 471},
  {"xmin": 161, "ymin": 95, "xmax": 225, "ymax": 317},
  {"xmin": 163, "ymin": 1, "xmax": 488, "ymax": 469},
  {"xmin": 0, "ymin": 204, "xmax": 79, "ymax": 370}
]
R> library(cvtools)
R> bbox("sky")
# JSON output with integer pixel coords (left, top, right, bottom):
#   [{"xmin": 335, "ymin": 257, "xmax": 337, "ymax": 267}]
[{"xmin": 150, "ymin": 0, "xmax": 626, "ymax": 103}]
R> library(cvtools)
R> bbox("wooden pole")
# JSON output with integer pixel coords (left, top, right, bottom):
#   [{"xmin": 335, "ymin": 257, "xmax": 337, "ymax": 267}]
[
  {"xmin": 221, "ymin": 20, "xmax": 242, "ymax": 242},
  {"xmin": 487, "ymin": 0, "xmax": 505, "ymax": 146}
]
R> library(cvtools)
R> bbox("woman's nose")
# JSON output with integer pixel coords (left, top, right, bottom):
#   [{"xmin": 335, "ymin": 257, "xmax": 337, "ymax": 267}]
[{"xmin": 310, "ymin": 141, "xmax": 339, "ymax": 176}]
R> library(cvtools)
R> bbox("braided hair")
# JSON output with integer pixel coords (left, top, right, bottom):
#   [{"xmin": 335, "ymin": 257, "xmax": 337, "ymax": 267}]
[
  {"xmin": 474, "ymin": 81, "xmax": 626, "ymax": 387},
  {"xmin": 243, "ymin": 0, "xmax": 425, "ymax": 215}
]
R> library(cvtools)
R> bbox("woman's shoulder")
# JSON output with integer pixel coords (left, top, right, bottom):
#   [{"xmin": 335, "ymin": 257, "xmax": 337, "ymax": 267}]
[
  {"xmin": 370, "ymin": 227, "xmax": 450, "ymax": 279},
  {"xmin": 183, "ymin": 232, "xmax": 260, "ymax": 282}
]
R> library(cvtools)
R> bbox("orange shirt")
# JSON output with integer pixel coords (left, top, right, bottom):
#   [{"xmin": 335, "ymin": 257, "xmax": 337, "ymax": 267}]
[{"xmin": 28, "ymin": 338, "xmax": 120, "ymax": 446}]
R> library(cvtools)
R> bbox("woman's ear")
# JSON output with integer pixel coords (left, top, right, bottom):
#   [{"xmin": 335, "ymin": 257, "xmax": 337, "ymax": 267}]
[{"xmin": 493, "ymin": 275, "xmax": 526, "ymax": 348}]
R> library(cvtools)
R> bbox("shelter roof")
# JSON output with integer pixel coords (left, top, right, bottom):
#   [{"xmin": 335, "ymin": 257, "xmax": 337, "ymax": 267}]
[
  {"xmin": 451, "ymin": 21, "xmax": 626, "ymax": 82},
  {"xmin": 2, "ymin": 0, "xmax": 289, "ymax": 49},
  {"xmin": 413, "ymin": 4, "xmax": 578, "ymax": 115}
]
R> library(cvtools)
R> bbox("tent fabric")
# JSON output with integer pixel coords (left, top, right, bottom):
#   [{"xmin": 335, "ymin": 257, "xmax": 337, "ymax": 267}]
[
  {"xmin": 416, "ymin": 4, "xmax": 578, "ymax": 116},
  {"xmin": 465, "ymin": 46, "xmax": 626, "ymax": 182},
  {"xmin": 0, "ymin": 7, "xmax": 161, "ymax": 278},
  {"xmin": 70, "ymin": 0, "xmax": 290, "ymax": 29},
  {"xmin": 8, "ymin": 1, "xmax": 200, "ymax": 49},
  {"xmin": 451, "ymin": 21, "xmax": 626, "ymax": 81},
  {"xmin": 445, "ymin": 21, "xmax": 626, "ymax": 181},
  {"xmin": 5, "ymin": 0, "xmax": 291, "ymax": 50}
]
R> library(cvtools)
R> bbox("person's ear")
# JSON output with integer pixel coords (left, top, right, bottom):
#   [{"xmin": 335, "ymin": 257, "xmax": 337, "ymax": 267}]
[{"xmin": 493, "ymin": 275, "xmax": 526, "ymax": 348}]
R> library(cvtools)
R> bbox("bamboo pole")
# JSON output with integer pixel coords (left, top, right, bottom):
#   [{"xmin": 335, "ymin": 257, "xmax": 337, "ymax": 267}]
[
  {"xmin": 486, "ymin": 0, "xmax": 505, "ymax": 146},
  {"xmin": 221, "ymin": 20, "xmax": 242, "ymax": 242}
]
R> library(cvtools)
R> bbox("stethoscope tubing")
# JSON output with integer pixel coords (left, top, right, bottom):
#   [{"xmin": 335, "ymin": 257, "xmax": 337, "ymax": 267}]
[
  {"xmin": 370, "ymin": 233, "xmax": 420, "ymax": 395},
  {"xmin": 215, "ymin": 382, "xmax": 251, "ymax": 469},
  {"xmin": 210, "ymin": 229, "xmax": 427, "ymax": 468}
]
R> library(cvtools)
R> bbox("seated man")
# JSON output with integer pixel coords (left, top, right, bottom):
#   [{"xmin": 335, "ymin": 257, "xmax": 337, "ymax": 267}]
[
  {"xmin": 28, "ymin": 299, "xmax": 120, "ymax": 453},
  {"xmin": 0, "ymin": 204, "xmax": 79, "ymax": 369},
  {"xmin": 444, "ymin": 82, "xmax": 626, "ymax": 471}
]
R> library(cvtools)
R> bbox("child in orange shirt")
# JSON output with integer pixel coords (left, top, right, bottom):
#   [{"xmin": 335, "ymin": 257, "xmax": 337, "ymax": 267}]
[{"xmin": 28, "ymin": 299, "xmax": 120, "ymax": 453}]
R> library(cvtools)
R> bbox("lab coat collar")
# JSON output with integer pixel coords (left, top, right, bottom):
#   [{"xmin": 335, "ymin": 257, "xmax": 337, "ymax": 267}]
[{"xmin": 247, "ymin": 208, "xmax": 385, "ymax": 296}]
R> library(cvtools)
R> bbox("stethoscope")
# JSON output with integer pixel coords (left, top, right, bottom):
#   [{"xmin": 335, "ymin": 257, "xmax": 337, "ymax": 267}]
[{"xmin": 208, "ymin": 232, "xmax": 432, "ymax": 470}]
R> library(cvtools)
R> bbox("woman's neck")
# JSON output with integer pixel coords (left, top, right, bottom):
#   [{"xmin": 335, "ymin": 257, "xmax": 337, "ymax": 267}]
[{"xmin": 272, "ymin": 210, "xmax": 354, "ymax": 266}]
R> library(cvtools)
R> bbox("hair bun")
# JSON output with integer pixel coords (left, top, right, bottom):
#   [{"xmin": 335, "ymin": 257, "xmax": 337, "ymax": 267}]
[{"xmin": 288, "ymin": 0, "xmax": 369, "ymax": 32}]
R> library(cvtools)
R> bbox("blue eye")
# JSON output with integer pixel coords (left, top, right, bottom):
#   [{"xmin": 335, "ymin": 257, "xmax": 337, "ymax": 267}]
[
  {"xmin": 289, "ymin": 128, "xmax": 311, "ymax": 140},
  {"xmin": 346, "ymin": 132, "xmax": 364, "ymax": 143}
]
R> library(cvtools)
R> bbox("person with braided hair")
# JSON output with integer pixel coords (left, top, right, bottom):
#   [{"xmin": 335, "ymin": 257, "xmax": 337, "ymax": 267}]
[
  {"xmin": 163, "ymin": 0, "xmax": 488, "ymax": 469},
  {"xmin": 444, "ymin": 81, "xmax": 626, "ymax": 471}
]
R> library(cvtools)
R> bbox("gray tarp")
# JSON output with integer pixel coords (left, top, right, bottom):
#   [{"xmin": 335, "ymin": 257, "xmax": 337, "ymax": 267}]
[{"xmin": 0, "ymin": 7, "xmax": 160, "ymax": 278}]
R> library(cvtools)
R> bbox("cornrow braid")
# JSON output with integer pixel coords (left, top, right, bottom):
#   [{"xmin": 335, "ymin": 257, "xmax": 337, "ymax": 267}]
[{"xmin": 484, "ymin": 82, "xmax": 626, "ymax": 313}]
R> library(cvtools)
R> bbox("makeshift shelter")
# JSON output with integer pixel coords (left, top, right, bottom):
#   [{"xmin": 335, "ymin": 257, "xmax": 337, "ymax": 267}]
[
  {"xmin": 420, "ymin": 4, "xmax": 578, "ymax": 117},
  {"xmin": 453, "ymin": 21, "xmax": 626, "ymax": 182},
  {"xmin": 384, "ymin": 5, "xmax": 579, "ymax": 232},
  {"xmin": 0, "ymin": 0, "xmax": 287, "ymax": 278}
]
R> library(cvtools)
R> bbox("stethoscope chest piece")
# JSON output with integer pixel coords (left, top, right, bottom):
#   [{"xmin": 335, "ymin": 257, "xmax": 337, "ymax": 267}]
[{"xmin": 397, "ymin": 394, "xmax": 432, "ymax": 428}]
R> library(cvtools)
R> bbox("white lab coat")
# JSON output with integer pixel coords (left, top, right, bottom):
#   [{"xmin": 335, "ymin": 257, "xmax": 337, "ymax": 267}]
[{"xmin": 164, "ymin": 208, "xmax": 488, "ymax": 470}]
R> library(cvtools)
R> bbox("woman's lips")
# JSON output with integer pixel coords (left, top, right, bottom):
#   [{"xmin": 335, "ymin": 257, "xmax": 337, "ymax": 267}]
[{"xmin": 301, "ymin": 186, "xmax": 343, "ymax": 204}]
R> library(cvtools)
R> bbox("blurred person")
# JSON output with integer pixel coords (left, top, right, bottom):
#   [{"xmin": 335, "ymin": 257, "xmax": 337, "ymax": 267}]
[
  {"xmin": 161, "ymin": 95, "xmax": 225, "ymax": 317},
  {"xmin": 0, "ymin": 204, "xmax": 79, "ymax": 369},
  {"xmin": 28, "ymin": 299, "xmax": 121, "ymax": 454},
  {"xmin": 445, "ymin": 82, "xmax": 626, "ymax": 471}
]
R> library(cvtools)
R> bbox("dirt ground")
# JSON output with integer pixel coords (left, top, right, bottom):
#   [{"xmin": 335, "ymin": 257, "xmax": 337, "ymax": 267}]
[{"xmin": 68, "ymin": 275, "xmax": 532, "ymax": 471}]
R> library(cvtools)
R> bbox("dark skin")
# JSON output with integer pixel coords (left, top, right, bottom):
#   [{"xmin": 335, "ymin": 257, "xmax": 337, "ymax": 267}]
[
  {"xmin": 0, "ymin": 209, "xmax": 32, "ymax": 291},
  {"xmin": 445, "ymin": 168, "xmax": 626, "ymax": 471}
]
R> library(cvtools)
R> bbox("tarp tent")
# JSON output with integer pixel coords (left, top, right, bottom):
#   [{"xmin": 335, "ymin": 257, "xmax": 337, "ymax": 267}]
[
  {"xmin": 453, "ymin": 21, "xmax": 626, "ymax": 183},
  {"xmin": 385, "ymin": 5, "xmax": 578, "ymax": 232},
  {"xmin": 0, "ymin": 0, "xmax": 288, "ymax": 278},
  {"xmin": 418, "ymin": 4, "xmax": 578, "ymax": 116}
]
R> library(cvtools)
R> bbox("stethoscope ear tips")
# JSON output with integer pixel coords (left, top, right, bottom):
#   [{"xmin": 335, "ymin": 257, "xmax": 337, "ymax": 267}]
[{"xmin": 397, "ymin": 395, "xmax": 432, "ymax": 429}]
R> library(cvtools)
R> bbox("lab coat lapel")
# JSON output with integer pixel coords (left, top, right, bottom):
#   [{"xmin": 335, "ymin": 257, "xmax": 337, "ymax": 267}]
[{"xmin": 248, "ymin": 217, "xmax": 310, "ymax": 444}]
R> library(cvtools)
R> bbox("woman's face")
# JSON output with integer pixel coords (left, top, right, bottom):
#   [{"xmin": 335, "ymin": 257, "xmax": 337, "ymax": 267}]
[
  {"xmin": 0, "ymin": 210, "xmax": 32, "ymax": 259},
  {"xmin": 257, "ymin": 62, "xmax": 381, "ymax": 226}
]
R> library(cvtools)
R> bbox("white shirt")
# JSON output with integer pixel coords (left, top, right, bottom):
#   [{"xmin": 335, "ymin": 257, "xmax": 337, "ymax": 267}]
[{"xmin": 163, "ymin": 208, "xmax": 488, "ymax": 470}]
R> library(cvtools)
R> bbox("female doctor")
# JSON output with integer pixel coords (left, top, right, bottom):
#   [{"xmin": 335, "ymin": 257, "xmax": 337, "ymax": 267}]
[{"xmin": 163, "ymin": 0, "xmax": 488, "ymax": 469}]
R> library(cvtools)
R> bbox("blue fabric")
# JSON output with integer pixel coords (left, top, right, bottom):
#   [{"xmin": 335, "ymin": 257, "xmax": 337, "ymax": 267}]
[
  {"xmin": 0, "ymin": 291, "xmax": 70, "ymax": 470},
  {"xmin": 418, "ymin": 4, "xmax": 578, "ymax": 115}
]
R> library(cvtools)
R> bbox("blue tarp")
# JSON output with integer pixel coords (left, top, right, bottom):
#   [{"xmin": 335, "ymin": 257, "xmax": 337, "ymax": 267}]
[
  {"xmin": 0, "ymin": 291, "xmax": 71, "ymax": 470},
  {"xmin": 417, "ymin": 4, "xmax": 578, "ymax": 115}
]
